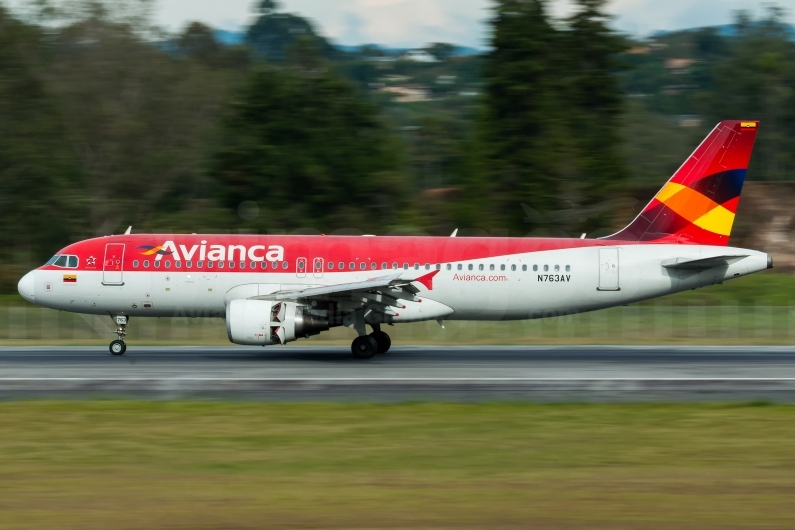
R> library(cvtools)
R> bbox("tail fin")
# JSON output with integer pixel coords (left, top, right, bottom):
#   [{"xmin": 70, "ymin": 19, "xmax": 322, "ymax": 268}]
[{"xmin": 604, "ymin": 120, "xmax": 759, "ymax": 245}]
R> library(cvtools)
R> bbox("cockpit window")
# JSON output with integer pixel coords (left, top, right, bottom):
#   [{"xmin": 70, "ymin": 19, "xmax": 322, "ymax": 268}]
[{"xmin": 47, "ymin": 255, "xmax": 78, "ymax": 268}]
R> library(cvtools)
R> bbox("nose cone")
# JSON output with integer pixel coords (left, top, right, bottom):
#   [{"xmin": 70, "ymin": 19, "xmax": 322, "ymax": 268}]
[{"xmin": 18, "ymin": 271, "xmax": 35, "ymax": 303}]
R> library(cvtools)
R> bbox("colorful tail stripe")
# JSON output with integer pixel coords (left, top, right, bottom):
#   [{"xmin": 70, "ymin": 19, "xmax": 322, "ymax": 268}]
[{"xmin": 606, "ymin": 121, "xmax": 759, "ymax": 246}]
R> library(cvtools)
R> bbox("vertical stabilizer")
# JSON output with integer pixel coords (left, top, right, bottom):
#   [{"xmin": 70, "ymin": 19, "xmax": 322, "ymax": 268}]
[{"xmin": 604, "ymin": 120, "xmax": 759, "ymax": 245}]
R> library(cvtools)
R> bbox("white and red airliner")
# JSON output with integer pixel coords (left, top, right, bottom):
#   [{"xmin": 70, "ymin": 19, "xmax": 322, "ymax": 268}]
[{"xmin": 18, "ymin": 121, "xmax": 772, "ymax": 358}]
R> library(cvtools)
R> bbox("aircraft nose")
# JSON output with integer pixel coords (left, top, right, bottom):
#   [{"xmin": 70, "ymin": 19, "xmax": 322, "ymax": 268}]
[{"xmin": 17, "ymin": 271, "xmax": 35, "ymax": 303}]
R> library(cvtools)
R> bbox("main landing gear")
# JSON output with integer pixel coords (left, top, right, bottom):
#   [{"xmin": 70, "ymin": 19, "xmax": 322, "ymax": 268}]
[
  {"xmin": 109, "ymin": 315, "xmax": 128, "ymax": 356},
  {"xmin": 351, "ymin": 324, "xmax": 391, "ymax": 359}
]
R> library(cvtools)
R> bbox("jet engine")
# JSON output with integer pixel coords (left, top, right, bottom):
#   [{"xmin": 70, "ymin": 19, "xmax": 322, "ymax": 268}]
[{"xmin": 226, "ymin": 300, "xmax": 329, "ymax": 346}]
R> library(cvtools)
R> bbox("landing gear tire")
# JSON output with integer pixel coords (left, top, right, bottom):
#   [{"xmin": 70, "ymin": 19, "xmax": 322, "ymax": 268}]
[
  {"xmin": 352, "ymin": 335, "xmax": 378, "ymax": 359},
  {"xmin": 370, "ymin": 331, "xmax": 391, "ymax": 354},
  {"xmin": 109, "ymin": 340, "xmax": 126, "ymax": 356}
]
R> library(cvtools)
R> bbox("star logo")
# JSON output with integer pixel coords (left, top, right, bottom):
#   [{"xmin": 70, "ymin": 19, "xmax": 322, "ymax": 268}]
[{"xmin": 86, "ymin": 256, "xmax": 97, "ymax": 266}]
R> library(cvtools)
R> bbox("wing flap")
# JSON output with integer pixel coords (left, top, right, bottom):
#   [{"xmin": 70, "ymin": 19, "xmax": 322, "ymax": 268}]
[{"xmin": 264, "ymin": 273, "xmax": 404, "ymax": 300}]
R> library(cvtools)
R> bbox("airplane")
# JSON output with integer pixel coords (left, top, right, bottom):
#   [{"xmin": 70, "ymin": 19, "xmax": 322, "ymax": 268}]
[{"xmin": 17, "ymin": 120, "xmax": 771, "ymax": 359}]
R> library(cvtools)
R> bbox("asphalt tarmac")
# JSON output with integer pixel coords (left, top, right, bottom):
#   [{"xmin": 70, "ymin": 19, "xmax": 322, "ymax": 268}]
[{"xmin": 1, "ymin": 345, "xmax": 794, "ymax": 401}]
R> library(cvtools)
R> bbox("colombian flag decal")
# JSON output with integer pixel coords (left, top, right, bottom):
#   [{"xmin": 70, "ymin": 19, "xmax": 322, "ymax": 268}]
[{"xmin": 63, "ymin": 274, "xmax": 77, "ymax": 283}]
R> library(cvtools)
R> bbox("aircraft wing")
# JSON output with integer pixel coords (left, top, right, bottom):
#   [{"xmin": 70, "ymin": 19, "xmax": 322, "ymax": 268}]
[
  {"xmin": 662, "ymin": 255, "xmax": 749, "ymax": 270},
  {"xmin": 253, "ymin": 270, "xmax": 440, "ymax": 306}
]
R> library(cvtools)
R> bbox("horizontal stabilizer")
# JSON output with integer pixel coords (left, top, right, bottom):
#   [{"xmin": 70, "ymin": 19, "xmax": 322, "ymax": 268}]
[{"xmin": 662, "ymin": 255, "xmax": 749, "ymax": 271}]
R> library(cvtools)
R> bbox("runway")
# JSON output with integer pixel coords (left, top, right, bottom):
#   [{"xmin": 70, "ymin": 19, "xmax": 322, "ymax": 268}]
[{"xmin": 1, "ymin": 345, "xmax": 795, "ymax": 401}]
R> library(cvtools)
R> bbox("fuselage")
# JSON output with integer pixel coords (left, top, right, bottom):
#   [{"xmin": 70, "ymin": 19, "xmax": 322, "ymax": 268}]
[{"xmin": 18, "ymin": 234, "xmax": 771, "ymax": 323}]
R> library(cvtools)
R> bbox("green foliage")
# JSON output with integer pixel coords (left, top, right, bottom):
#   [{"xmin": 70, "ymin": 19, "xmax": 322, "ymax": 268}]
[
  {"xmin": 246, "ymin": 9, "xmax": 333, "ymax": 61},
  {"xmin": 210, "ymin": 61, "xmax": 411, "ymax": 232},
  {"xmin": 476, "ymin": 0, "xmax": 628, "ymax": 235},
  {"xmin": 0, "ymin": 7, "xmax": 87, "ymax": 288}
]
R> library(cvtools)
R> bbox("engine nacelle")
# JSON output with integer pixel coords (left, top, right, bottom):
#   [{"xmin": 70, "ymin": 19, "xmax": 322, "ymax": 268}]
[{"xmin": 226, "ymin": 300, "xmax": 329, "ymax": 346}]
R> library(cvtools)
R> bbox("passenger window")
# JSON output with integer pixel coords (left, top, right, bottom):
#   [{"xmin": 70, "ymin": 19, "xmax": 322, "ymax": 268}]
[
  {"xmin": 446, "ymin": 264, "xmax": 451, "ymax": 270},
  {"xmin": 228, "ymin": 261, "xmax": 234, "ymax": 269},
  {"xmin": 339, "ymin": 262, "xmax": 345, "ymax": 270},
  {"xmin": 468, "ymin": 264, "xmax": 473, "ymax": 271},
  {"xmin": 298, "ymin": 261, "xmax": 305, "ymax": 270},
  {"xmin": 282, "ymin": 262, "xmax": 288, "ymax": 269},
  {"xmin": 349, "ymin": 262, "xmax": 355, "ymax": 270},
  {"xmin": 554, "ymin": 265, "xmax": 560, "ymax": 272},
  {"xmin": 360, "ymin": 263, "xmax": 366, "ymax": 270},
  {"xmin": 272, "ymin": 261, "xmax": 278, "ymax": 269},
  {"xmin": 392, "ymin": 263, "xmax": 398, "ymax": 269},
  {"xmin": 566, "ymin": 265, "xmax": 571, "ymax": 272},
  {"xmin": 500, "ymin": 264, "xmax": 506, "ymax": 271},
  {"xmin": 241, "ymin": 262, "xmax": 246, "ymax": 269},
  {"xmin": 403, "ymin": 263, "xmax": 409, "ymax": 270},
  {"xmin": 68, "ymin": 256, "xmax": 78, "ymax": 268},
  {"xmin": 133, "ymin": 260, "xmax": 139, "ymax": 268},
  {"xmin": 208, "ymin": 262, "xmax": 214, "ymax": 269},
  {"xmin": 533, "ymin": 265, "xmax": 538, "ymax": 272},
  {"xmin": 457, "ymin": 264, "xmax": 462, "ymax": 271},
  {"xmin": 260, "ymin": 262, "xmax": 267, "ymax": 269},
  {"xmin": 197, "ymin": 261, "xmax": 204, "ymax": 268},
  {"xmin": 251, "ymin": 262, "xmax": 257, "ymax": 269},
  {"xmin": 414, "ymin": 263, "xmax": 420, "ymax": 270},
  {"xmin": 522, "ymin": 265, "xmax": 527, "ymax": 272},
  {"xmin": 479, "ymin": 264, "xmax": 484, "ymax": 271},
  {"xmin": 217, "ymin": 261, "xmax": 224, "ymax": 269},
  {"xmin": 186, "ymin": 261, "xmax": 192, "ymax": 268},
  {"xmin": 175, "ymin": 261, "xmax": 182, "ymax": 268},
  {"xmin": 155, "ymin": 261, "xmax": 162, "ymax": 268},
  {"xmin": 544, "ymin": 265, "xmax": 549, "ymax": 272},
  {"xmin": 382, "ymin": 263, "xmax": 388, "ymax": 270},
  {"xmin": 371, "ymin": 263, "xmax": 377, "ymax": 270},
  {"xmin": 511, "ymin": 265, "xmax": 516, "ymax": 272},
  {"xmin": 436, "ymin": 264, "xmax": 441, "ymax": 270},
  {"xmin": 143, "ymin": 260, "xmax": 150, "ymax": 268},
  {"xmin": 328, "ymin": 262, "xmax": 334, "ymax": 270},
  {"xmin": 490, "ymin": 264, "xmax": 495, "ymax": 271}
]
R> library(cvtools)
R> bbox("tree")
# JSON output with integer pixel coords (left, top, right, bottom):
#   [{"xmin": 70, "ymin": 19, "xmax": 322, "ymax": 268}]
[
  {"xmin": 210, "ymin": 62, "xmax": 410, "ymax": 232},
  {"xmin": 426, "ymin": 43, "xmax": 456, "ymax": 61},
  {"xmin": 0, "ymin": 7, "xmax": 87, "ymax": 289},
  {"xmin": 178, "ymin": 22, "xmax": 222, "ymax": 66},
  {"xmin": 475, "ymin": 0, "xmax": 566, "ymax": 233},
  {"xmin": 246, "ymin": 7, "xmax": 333, "ymax": 61},
  {"xmin": 560, "ymin": 0, "xmax": 628, "ymax": 221}
]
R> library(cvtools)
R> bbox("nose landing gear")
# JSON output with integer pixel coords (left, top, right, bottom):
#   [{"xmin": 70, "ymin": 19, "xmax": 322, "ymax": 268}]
[{"xmin": 109, "ymin": 315, "xmax": 128, "ymax": 356}]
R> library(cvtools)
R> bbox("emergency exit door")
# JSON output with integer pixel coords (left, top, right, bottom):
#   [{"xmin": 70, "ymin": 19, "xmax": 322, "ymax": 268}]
[
  {"xmin": 103, "ymin": 243, "xmax": 125, "ymax": 285},
  {"xmin": 598, "ymin": 248, "xmax": 620, "ymax": 291}
]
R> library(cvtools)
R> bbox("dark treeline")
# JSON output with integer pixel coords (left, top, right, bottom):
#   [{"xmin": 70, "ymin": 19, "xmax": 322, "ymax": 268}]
[{"xmin": 1, "ymin": 0, "xmax": 794, "ymax": 292}]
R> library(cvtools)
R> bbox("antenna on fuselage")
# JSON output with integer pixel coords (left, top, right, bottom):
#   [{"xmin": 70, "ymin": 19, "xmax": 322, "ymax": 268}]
[
  {"xmin": 450, "ymin": 229, "xmax": 458, "ymax": 237},
  {"xmin": 124, "ymin": 226, "xmax": 132, "ymax": 235}
]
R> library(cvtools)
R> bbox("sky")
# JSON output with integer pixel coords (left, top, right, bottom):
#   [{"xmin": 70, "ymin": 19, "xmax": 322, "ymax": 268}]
[
  {"xmin": 156, "ymin": 0, "xmax": 790, "ymax": 48},
  {"xmin": 8, "ymin": 0, "xmax": 791, "ymax": 48}
]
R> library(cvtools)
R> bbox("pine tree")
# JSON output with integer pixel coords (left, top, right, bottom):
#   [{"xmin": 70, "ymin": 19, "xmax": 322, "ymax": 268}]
[
  {"xmin": 561, "ymin": 0, "xmax": 628, "ymax": 231},
  {"xmin": 476, "ymin": 0, "xmax": 565, "ymax": 234}
]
